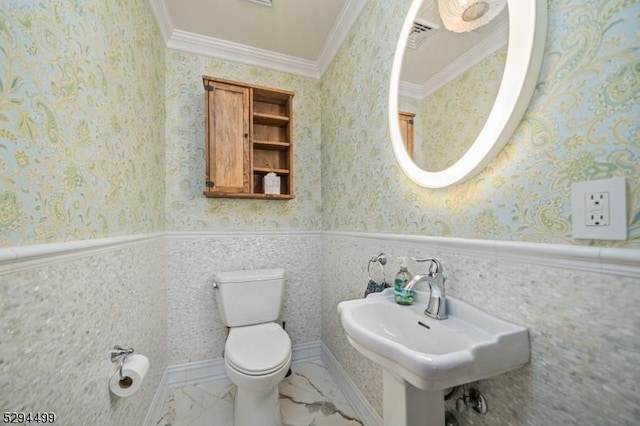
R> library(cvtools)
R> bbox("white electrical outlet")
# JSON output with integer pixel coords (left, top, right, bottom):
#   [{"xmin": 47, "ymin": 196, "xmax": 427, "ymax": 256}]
[
  {"xmin": 585, "ymin": 192, "xmax": 609, "ymax": 226},
  {"xmin": 571, "ymin": 177, "xmax": 627, "ymax": 240}
]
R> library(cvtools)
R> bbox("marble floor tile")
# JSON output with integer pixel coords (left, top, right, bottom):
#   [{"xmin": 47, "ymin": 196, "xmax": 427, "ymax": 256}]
[{"xmin": 155, "ymin": 361, "xmax": 363, "ymax": 426}]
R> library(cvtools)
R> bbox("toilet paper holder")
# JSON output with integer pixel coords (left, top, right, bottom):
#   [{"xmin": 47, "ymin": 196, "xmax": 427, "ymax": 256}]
[{"xmin": 110, "ymin": 345, "xmax": 134, "ymax": 379}]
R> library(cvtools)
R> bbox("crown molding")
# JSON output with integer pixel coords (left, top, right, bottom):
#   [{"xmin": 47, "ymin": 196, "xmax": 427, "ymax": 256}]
[
  {"xmin": 148, "ymin": 0, "xmax": 367, "ymax": 79},
  {"xmin": 168, "ymin": 30, "xmax": 321, "ymax": 78},
  {"xmin": 147, "ymin": 0, "xmax": 173, "ymax": 42},
  {"xmin": 399, "ymin": 24, "xmax": 508, "ymax": 100},
  {"xmin": 398, "ymin": 80, "xmax": 423, "ymax": 100},
  {"xmin": 316, "ymin": 0, "xmax": 369, "ymax": 76}
]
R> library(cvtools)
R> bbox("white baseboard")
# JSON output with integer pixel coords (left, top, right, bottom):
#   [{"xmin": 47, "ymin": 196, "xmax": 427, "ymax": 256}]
[
  {"xmin": 164, "ymin": 340, "xmax": 324, "ymax": 388},
  {"xmin": 145, "ymin": 341, "xmax": 379, "ymax": 426},
  {"xmin": 321, "ymin": 342, "xmax": 383, "ymax": 426},
  {"xmin": 166, "ymin": 357, "xmax": 227, "ymax": 388},
  {"xmin": 290, "ymin": 340, "xmax": 323, "ymax": 364},
  {"xmin": 143, "ymin": 368, "xmax": 169, "ymax": 426}
]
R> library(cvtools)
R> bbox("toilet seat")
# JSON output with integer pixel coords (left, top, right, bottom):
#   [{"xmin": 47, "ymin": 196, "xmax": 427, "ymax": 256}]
[{"xmin": 225, "ymin": 322, "xmax": 291, "ymax": 376}]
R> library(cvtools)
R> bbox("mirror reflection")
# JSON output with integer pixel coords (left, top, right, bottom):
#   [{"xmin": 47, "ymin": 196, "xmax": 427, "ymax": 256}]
[{"xmin": 398, "ymin": 0, "xmax": 509, "ymax": 172}]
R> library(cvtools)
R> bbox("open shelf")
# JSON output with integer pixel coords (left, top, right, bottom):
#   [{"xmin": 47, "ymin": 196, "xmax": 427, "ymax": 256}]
[
  {"xmin": 203, "ymin": 76, "xmax": 294, "ymax": 199},
  {"xmin": 253, "ymin": 113, "xmax": 290, "ymax": 126},
  {"xmin": 253, "ymin": 140, "xmax": 290, "ymax": 151}
]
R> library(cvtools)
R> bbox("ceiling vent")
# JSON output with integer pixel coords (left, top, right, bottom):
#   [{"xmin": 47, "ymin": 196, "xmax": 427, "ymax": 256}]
[
  {"xmin": 407, "ymin": 19, "xmax": 440, "ymax": 49},
  {"xmin": 243, "ymin": 0, "xmax": 273, "ymax": 6}
]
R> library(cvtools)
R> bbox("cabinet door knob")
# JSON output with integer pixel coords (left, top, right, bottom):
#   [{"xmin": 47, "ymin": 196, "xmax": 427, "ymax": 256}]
[
  {"xmin": 244, "ymin": 133, "xmax": 249, "ymax": 137},
  {"xmin": 206, "ymin": 181, "xmax": 215, "ymax": 188}
]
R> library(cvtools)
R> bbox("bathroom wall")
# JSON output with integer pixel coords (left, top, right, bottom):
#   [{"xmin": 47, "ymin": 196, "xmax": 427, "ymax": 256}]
[
  {"xmin": 164, "ymin": 49, "xmax": 323, "ymax": 232},
  {"xmin": 0, "ymin": 0, "xmax": 166, "ymax": 248},
  {"xmin": 0, "ymin": 237, "xmax": 166, "ymax": 426},
  {"xmin": 321, "ymin": 0, "xmax": 640, "ymax": 424},
  {"xmin": 166, "ymin": 232, "xmax": 322, "ymax": 365},
  {"xmin": 322, "ymin": 0, "xmax": 639, "ymax": 247},
  {"xmin": 163, "ymin": 49, "xmax": 324, "ymax": 364},
  {"xmin": 1, "ymin": 0, "xmax": 638, "ymax": 424},
  {"xmin": 0, "ymin": 1, "xmax": 167, "ymax": 424},
  {"xmin": 322, "ymin": 233, "xmax": 639, "ymax": 424}
]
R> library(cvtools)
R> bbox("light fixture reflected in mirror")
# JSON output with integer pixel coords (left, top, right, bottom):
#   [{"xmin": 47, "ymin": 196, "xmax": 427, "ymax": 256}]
[
  {"xmin": 389, "ymin": 0, "xmax": 547, "ymax": 189},
  {"xmin": 398, "ymin": 0, "xmax": 509, "ymax": 173},
  {"xmin": 438, "ymin": 0, "xmax": 506, "ymax": 32}
]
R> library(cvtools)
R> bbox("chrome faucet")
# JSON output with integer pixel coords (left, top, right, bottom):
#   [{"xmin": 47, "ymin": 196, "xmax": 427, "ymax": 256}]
[{"xmin": 403, "ymin": 258, "xmax": 448, "ymax": 320}]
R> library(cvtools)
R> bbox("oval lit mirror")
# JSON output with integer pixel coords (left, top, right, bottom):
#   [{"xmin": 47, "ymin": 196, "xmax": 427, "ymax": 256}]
[{"xmin": 389, "ymin": 0, "xmax": 547, "ymax": 188}]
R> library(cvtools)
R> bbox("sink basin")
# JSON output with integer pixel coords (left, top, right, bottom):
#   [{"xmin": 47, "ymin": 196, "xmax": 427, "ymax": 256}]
[{"xmin": 338, "ymin": 288, "xmax": 529, "ymax": 391}]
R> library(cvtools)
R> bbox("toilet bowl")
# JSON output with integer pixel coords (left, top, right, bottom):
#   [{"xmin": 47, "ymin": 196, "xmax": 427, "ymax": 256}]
[
  {"xmin": 224, "ymin": 323, "xmax": 291, "ymax": 426},
  {"xmin": 212, "ymin": 268, "xmax": 291, "ymax": 426}
]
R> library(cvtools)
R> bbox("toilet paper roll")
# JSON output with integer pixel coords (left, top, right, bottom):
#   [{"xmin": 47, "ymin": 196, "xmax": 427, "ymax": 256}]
[{"xmin": 109, "ymin": 354, "xmax": 149, "ymax": 397}]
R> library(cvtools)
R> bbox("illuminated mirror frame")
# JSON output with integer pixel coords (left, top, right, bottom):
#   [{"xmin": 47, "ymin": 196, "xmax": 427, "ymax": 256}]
[{"xmin": 389, "ymin": 0, "xmax": 547, "ymax": 188}]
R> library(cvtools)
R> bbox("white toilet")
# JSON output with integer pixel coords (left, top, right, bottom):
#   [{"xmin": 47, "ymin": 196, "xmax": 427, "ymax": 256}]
[{"xmin": 212, "ymin": 268, "xmax": 292, "ymax": 426}]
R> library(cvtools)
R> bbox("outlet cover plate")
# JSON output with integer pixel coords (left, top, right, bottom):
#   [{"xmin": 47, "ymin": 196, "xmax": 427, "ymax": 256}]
[{"xmin": 571, "ymin": 177, "xmax": 627, "ymax": 240}]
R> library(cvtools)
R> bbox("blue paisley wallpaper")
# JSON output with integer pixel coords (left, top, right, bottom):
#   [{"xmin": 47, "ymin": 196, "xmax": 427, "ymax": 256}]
[
  {"xmin": 1, "ymin": 0, "xmax": 638, "ymax": 248},
  {"xmin": 0, "ymin": 0, "xmax": 165, "ymax": 247},
  {"xmin": 322, "ymin": 0, "xmax": 639, "ymax": 248}
]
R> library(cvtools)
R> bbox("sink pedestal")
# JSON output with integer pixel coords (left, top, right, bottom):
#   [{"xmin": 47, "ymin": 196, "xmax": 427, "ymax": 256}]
[{"xmin": 383, "ymin": 370, "xmax": 444, "ymax": 426}]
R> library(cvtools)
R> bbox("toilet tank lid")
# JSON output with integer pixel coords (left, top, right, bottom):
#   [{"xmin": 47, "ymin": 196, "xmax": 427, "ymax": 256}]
[{"xmin": 213, "ymin": 268, "xmax": 284, "ymax": 283}]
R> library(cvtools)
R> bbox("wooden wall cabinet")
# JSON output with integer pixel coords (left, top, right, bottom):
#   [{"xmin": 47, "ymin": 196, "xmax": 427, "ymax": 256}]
[{"xmin": 203, "ymin": 76, "xmax": 294, "ymax": 199}]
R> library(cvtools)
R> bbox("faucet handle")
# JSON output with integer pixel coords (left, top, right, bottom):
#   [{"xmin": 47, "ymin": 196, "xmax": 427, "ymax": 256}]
[
  {"xmin": 430, "ymin": 273, "xmax": 446, "ymax": 294},
  {"xmin": 411, "ymin": 257, "xmax": 443, "ymax": 276}
]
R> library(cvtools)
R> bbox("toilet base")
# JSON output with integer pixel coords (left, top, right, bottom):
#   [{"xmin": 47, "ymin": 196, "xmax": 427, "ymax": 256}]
[
  {"xmin": 225, "ymin": 355, "xmax": 291, "ymax": 426},
  {"xmin": 234, "ymin": 385, "xmax": 281, "ymax": 426}
]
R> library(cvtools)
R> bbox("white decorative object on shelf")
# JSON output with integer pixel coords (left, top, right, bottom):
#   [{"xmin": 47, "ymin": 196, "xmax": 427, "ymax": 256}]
[{"xmin": 264, "ymin": 172, "xmax": 281, "ymax": 195}]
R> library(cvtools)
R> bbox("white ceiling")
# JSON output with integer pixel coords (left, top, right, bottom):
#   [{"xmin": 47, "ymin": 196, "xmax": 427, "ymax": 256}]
[
  {"xmin": 164, "ymin": 0, "xmax": 346, "ymax": 61},
  {"xmin": 149, "ymin": 0, "xmax": 367, "ymax": 78},
  {"xmin": 401, "ymin": 1, "xmax": 508, "ymax": 98},
  {"xmin": 149, "ymin": 0, "xmax": 508, "ymax": 87}
]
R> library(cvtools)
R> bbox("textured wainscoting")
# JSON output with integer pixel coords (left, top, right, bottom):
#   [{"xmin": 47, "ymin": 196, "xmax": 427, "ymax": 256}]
[
  {"xmin": 3, "ymin": 231, "xmax": 637, "ymax": 425},
  {"xmin": 321, "ymin": 232, "xmax": 640, "ymax": 425},
  {"xmin": 165, "ymin": 232, "xmax": 323, "ymax": 366},
  {"xmin": 0, "ymin": 235, "xmax": 167, "ymax": 426}
]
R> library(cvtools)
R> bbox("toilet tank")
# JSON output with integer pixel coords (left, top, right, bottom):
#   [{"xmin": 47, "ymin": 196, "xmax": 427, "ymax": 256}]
[{"xmin": 213, "ymin": 268, "xmax": 285, "ymax": 327}]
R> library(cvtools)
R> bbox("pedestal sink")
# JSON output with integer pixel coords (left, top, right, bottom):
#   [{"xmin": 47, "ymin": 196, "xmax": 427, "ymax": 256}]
[{"xmin": 337, "ymin": 289, "xmax": 529, "ymax": 426}]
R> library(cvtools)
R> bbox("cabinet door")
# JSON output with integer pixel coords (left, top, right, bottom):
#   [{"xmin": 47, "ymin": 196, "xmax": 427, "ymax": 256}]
[
  {"xmin": 205, "ymin": 81, "xmax": 250, "ymax": 194},
  {"xmin": 398, "ymin": 111, "xmax": 415, "ymax": 159}
]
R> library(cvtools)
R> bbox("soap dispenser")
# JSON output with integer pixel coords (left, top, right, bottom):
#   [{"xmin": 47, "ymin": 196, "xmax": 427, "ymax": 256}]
[{"xmin": 394, "ymin": 257, "xmax": 415, "ymax": 305}]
